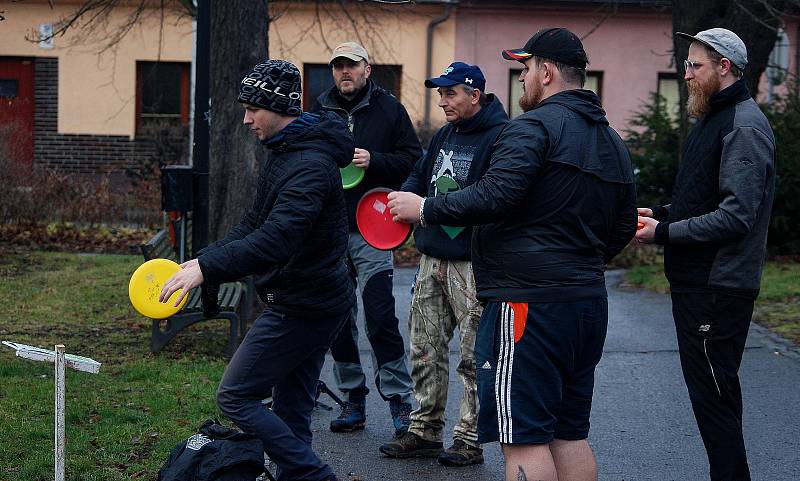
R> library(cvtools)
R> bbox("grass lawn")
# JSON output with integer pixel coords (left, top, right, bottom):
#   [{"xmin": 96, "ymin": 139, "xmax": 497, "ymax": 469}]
[
  {"xmin": 0, "ymin": 251, "xmax": 235, "ymax": 481},
  {"xmin": 624, "ymin": 261, "xmax": 800, "ymax": 344}
]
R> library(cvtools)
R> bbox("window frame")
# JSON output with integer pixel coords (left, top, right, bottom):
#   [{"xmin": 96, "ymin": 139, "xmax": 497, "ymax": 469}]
[{"xmin": 135, "ymin": 61, "xmax": 190, "ymax": 136}]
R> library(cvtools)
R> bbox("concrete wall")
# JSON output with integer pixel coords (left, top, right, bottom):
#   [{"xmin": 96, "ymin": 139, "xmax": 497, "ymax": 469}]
[
  {"xmin": 269, "ymin": 0, "xmax": 456, "ymax": 128},
  {"xmin": 454, "ymin": 5, "xmax": 675, "ymax": 130},
  {"xmin": 1, "ymin": 0, "xmax": 193, "ymax": 138}
]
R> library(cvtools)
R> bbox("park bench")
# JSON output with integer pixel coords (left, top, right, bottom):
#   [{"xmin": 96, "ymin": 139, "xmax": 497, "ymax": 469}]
[{"xmin": 140, "ymin": 221, "xmax": 253, "ymax": 354}]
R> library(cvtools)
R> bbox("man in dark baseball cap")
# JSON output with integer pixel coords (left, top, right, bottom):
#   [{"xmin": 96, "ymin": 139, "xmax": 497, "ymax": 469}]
[
  {"xmin": 380, "ymin": 61, "xmax": 507, "ymax": 465},
  {"xmin": 388, "ymin": 26, "xmax": 636, "ymax": 481}
]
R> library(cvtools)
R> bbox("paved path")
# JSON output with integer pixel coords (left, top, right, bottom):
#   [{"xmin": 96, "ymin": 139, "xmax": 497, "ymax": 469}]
[{"xmin": 308, "ymin": 268, "xmax": 800, "ymax": 481}]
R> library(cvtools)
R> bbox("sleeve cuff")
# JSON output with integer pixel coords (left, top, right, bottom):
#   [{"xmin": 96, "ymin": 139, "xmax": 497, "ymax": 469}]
[
  {"xmin": 654, "ymin": 221, "xmax": 670, "ymax": 245},
  {"xmin": 423, "ymin": 195, "xmax": 438, "ymax": 225},
  {"xmin": 651, "ymin": 205, "xmax": 669, "ymax": 222}
]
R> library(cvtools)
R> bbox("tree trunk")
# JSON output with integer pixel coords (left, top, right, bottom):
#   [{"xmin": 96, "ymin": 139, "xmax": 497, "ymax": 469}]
[
  {"xmin": 208, "ymin": 1, "xmax": 269, "ymax": 240},
  {"xmin": 672, "ymin": 0, "xmax": 785, "ymax": 144}
]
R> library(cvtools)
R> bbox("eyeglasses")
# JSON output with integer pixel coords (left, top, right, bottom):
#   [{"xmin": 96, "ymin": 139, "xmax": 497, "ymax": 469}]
[{"xmin": 684, "ymin": 58, "xmax": 720, "ymax": 72}]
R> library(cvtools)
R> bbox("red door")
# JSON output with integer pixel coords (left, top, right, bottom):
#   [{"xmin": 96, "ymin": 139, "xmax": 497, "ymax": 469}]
[{"xmin": 0, "ymin": 57, "xmax": 35, "ymax": 164}]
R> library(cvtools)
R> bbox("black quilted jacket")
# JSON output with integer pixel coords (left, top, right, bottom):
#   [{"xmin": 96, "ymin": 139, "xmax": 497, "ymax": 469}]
[{"xmin": 198, "ymin": 111, "xmax": 355, "ymax": 318}]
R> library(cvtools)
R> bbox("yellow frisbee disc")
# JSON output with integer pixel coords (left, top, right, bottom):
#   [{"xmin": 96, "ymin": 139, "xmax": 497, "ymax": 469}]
[{"xmin": 128, "ymin": 258, "xmax": 188, "ymax": 319}]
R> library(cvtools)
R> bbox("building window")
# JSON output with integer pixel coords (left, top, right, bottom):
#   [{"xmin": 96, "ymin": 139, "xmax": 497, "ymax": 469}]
[
  {"xmin": 0, "ymin": 79, "xmax": 18, "ymax": 98},
  {"xmin": 303, "ymin": 63, "xmax": 403, "ymax": 109},
  {"xmin": 508, "ymin": 69, "xmax": 524, "ymax": 118},
  {"xmin": 585, "ymin": 71, "xmax": 603, "ymax": 99},
  {"xmin": 136, "ymin": 61, "xmax": 190, "ymax": 135},
  {"xmin": 657, "ymin": 73, "xmax": 680, "ymax": 121},
  {"xmin": 508, "ymin": 69, "xmax": 603, "ymax": 118}
]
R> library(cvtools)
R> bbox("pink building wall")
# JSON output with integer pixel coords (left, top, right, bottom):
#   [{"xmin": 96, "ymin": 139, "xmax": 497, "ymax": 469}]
[{"xmin": 454, "ymin": 5, "xmax": 798, "ymax": 132}]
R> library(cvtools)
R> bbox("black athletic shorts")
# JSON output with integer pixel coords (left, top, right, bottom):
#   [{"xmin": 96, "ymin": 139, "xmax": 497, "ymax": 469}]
[{"xmin": 475, "ymin": 298, "xmax": 608, "ymax": 444}]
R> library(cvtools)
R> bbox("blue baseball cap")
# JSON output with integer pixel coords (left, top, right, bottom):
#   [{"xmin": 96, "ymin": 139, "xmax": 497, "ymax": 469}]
[{"xmin": 425, "ymin": 62, "xmax": 486, "ymax": 91}]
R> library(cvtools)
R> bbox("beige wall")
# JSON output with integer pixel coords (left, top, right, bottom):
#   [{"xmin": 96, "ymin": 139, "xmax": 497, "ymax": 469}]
[
  {"xmin": 1, "ymin": 0, "xmax": 193, "ymax": 138},
  {"xmin": 269, "ymin": 1, "xmax": 455, "ymax": 128}
]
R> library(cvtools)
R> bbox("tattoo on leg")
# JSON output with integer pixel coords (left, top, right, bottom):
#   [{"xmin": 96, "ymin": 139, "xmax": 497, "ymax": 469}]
[{"xmin": 515, "ymin": 465, "xmax": 545, "ymax": 481}]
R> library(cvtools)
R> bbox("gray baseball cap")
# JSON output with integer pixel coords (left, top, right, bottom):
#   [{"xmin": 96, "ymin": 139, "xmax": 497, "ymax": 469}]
[{"xmin": 676, "ymin": 28, "xmax": 747, "ymax": 70}]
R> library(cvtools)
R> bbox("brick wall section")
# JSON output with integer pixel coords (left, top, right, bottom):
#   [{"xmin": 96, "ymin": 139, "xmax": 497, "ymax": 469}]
[{"xmin": 33, "ymin": 57, "xmax": 156, "ymax": 175}]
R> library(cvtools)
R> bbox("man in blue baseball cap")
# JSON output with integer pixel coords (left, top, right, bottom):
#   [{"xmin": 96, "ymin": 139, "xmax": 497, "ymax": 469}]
[{"xmin": 379, "ymin": 62, "xmax": 508, "ymax": 466}]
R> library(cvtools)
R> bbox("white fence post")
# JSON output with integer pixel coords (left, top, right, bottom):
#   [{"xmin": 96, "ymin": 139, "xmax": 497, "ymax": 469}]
[
  {"xmin": 55, "ymin": 344, "xmax": 65, "ymax": 481},
  {"xmin": 2, "ymin": 341, "xmax": 100, "ymax": 481}
]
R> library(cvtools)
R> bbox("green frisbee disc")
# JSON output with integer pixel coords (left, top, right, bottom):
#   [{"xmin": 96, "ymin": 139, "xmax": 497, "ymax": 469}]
[{"xmin": 340, "ymin": 162, "xmax": 365, "ymax": 190}]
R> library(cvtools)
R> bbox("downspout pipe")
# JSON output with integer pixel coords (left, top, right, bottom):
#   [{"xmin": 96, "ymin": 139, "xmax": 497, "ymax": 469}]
[
  {"xmin": 795, "ymin": 23, "xmax": 800, "ymax": 97},
  {"xmin": 424, "ymin": 1, "xmax": 454, "ymax": 130}
]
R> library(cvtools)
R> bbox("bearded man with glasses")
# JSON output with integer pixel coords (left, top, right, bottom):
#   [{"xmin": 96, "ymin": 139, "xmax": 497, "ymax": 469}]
[{"xmin": 636, "ymin": 28, "xmax": 776, "ymax": 481}]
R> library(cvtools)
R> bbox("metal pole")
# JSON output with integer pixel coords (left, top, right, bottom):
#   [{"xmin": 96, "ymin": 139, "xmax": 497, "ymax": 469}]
[
  {"xmin": 192, "ymin": 0, "xmax": 211, "ymax": 257},
  {"xmin": 55, "ymin": 344, "xmax": 65, "ymax": 481}
]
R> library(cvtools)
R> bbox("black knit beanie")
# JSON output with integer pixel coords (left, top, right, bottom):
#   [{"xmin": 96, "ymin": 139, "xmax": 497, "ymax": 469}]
[{"xmin": 237, "ymin": 59, "xmax": 302, "ymax": 116}]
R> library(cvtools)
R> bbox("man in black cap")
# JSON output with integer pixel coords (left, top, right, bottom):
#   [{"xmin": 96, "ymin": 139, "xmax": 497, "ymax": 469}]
[
  {"xmin": 637, "ymin": 28, "xmax": 775, "ymax": 481},
  {"xmin": 160, "ymin": 59, "xmax": 354, "ymax": 481},
  {"xmin": 312, "ymin": 41, "xmax": 422, "ymax": 439},
  {"xmin": 379, "ymin": 62, "xmax": 508, "ymax": 466},
  {"xmin": 388, "ymin": 28, "xmax": 636, "ymax": 481}
]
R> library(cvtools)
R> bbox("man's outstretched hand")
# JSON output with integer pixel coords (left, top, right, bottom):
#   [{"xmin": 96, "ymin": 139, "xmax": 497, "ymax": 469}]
[
  {"xmin": 387, "ymin": 191, "xmax": 423, "ymax": 224},
  {"xmin": 159, "ymin": 258, "xmax": 204, "ymax": 307}
]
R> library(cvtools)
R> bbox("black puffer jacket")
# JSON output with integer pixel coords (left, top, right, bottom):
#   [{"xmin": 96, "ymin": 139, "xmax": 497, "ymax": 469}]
[
  {"xmin": 425, "ymin": 90, "xmax": 637, "ymax": 302},
  {"xmin": 198, "ymin": 112, "xmax": 355, "ymax": 318},
  {"xmin": 313, "ymin": 80, "xmax": 422, "ymax": 231}
]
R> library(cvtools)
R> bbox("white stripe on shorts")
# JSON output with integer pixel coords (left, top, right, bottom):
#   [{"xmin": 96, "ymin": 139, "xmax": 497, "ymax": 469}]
[{"xmin": 495, "ymin": 302, "xmax": 515, "ymax": 443}]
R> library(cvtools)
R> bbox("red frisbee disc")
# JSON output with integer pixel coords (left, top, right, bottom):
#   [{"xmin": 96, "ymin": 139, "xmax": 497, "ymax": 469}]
[{"xmin": 356, "ymin": 188, "xmax": 412, "ymax": 250}]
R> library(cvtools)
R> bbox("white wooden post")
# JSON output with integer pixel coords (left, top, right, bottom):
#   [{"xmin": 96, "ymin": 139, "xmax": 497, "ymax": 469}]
[
  {"xmin": 55, "ymin": 344, "xmax": 65, "ymax": 481},
  {"xmin": 2, "ymin": 341, "xmax": 100, "ymax": 481}
]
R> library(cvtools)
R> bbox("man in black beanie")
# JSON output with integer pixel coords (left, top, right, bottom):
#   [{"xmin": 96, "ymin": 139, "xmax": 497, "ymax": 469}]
[{"xmin": 160, "ymin": 59, "xmax": 354, "ymax": 481}]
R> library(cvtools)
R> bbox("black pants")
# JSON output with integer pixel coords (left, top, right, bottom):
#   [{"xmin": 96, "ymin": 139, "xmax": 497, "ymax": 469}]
[
  {"xmin": 672, "ymin": 291, "xmax": 754, "ymax": 481},
  {"xmin": 329, "ymin": 269, "xmax": 408, "ymax": 400},
  {"xmin": 217, "ymin": 309, "xmax": 347, "ymax": 481}
]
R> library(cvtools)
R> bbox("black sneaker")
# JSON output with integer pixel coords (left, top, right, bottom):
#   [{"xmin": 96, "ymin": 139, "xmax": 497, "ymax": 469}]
[
  {"xmin": 389, "ymin": 399, "xmax": 412, "ymax": 437},
  {"xmin": 329, "ymin": 399, "xmax": 366, "ymax": 432},
  {"xmin": 379, "ymin": 431, "xmax": 443, "ymax": 458},
  {"xmin": 438, "ymin": 439, "xmax": 484, "ymax": 466}
]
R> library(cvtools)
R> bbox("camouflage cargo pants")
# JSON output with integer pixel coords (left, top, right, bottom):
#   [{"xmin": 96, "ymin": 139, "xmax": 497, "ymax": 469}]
[{"xmin": 408, "ymin": 255, "xmax": 482, "ymax": 446}]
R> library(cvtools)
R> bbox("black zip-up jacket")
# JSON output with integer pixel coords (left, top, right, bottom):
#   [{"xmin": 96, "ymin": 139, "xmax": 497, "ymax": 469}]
[
  {"xmin": 652, "ymin": 79, "xmax": 776, "ymax": 298},
  {"xmin": 198, "ymin": 112, "xmax": 355, "ymax": 318},
  {"xmin": 313, "ymin": 80, "xmax": 422, "ymax": 231},
  {"xmin": 401, "ymin": 94, "xmax": 509, "ymax": 260},
  {"xmin": 424, "ymin": 89, "xmax": 637, "ymax": 302}
]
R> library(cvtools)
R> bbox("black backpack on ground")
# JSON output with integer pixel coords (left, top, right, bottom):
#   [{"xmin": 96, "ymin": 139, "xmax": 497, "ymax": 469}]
[{"xmin": 157, "ymin": 419, "xmax": 266, "ymax": 481}]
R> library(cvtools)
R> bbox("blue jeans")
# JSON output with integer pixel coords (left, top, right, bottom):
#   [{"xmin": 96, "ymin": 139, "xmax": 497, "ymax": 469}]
[{"xmin": 217, "ymin": 308, "xmax": 347, "ymax": 481}]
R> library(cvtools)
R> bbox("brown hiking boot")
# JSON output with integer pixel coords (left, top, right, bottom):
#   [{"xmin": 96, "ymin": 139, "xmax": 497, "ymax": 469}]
[
  {"xmin": 379, "ymin": 431, "xmax": 443, "ymax": 458},
  {"xmin": 437, "ymin": 439, "xmax": 484, "ymax": 466}
]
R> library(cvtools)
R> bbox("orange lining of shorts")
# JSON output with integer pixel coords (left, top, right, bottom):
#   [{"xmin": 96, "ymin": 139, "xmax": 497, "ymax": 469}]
[{"xmin": 508, "ymin": 302, "xmax": 528, "ymax": 343}]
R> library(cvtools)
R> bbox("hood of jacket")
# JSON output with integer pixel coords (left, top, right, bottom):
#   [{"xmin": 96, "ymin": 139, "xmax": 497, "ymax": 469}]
[
  {"xmin": 537, "ymin": 88, "xmax": 609, "ymax": 124},
  {"xmin": 265, "ymin": 111, "xmax": 353, "ymax": 168}
]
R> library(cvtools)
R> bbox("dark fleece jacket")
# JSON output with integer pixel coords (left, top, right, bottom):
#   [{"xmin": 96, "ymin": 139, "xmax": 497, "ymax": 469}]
[
  {"xmin": 313, "ymin": 80, "xmax": 422, "ymax": 231},
  {"xmin": 198, "ymin": 111, "xmax": 355, "ymax": 318},
  {"xmin": 424, "ymin": 89, "xmax": 637, "ymax": 302}
]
